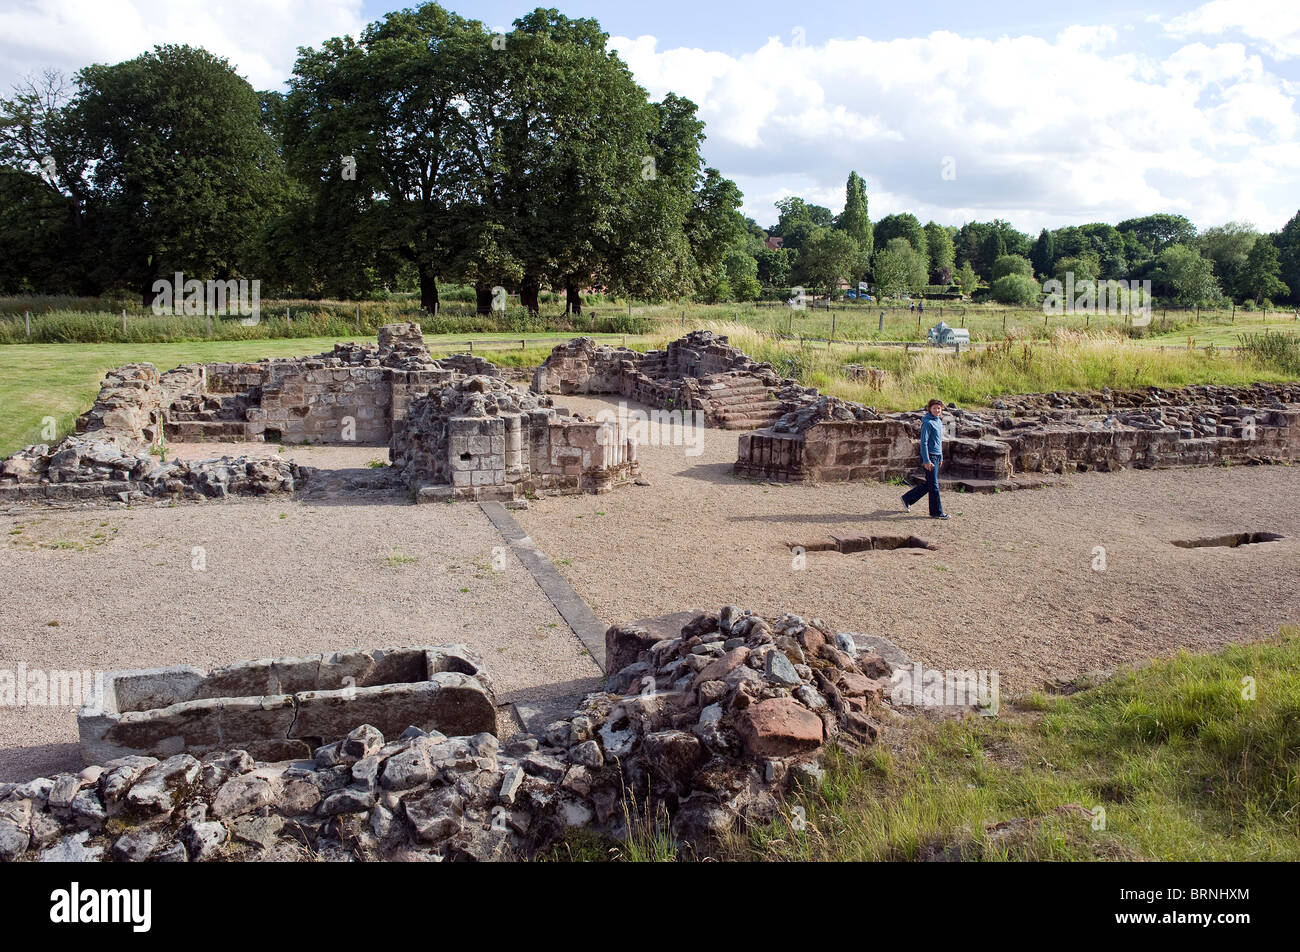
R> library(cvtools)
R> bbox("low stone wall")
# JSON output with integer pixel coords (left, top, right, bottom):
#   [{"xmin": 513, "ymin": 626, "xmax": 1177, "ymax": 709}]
[
  {"xmin": 156, "ymin": 326, "xmax": 488, "ymax": 446},
  {"xmin": 79, "ymin": 645, "xmax": 497, "ymax": 765},
  {"xmin": 74, "ymin": 364, "xmax": 167, "ymax": 450},
  {"xmin": 0, "ymin": 436, "xmax": 303, "ymax": 505},
  {"xmin": 737, "ymin": 385, "xmax": 1300, "ymax": 483},
  {"xmin": 0, "ymin": 606, "xmax": 895, "ymax": 863},
  {"xmin": 395, "ymin": 374, "xmax": 639, "ymax": 501}
]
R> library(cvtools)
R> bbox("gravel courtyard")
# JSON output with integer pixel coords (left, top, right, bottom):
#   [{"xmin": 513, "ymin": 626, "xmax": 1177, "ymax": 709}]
[
  {"xmin": 519, "ymin": 394, "xmax": 1300, "ymax": 693},
  {"xmin": 0, "ymin": 487, "xmax": 601, "ymax": 781},
  {"xmin": 3, "ymin": 399, "xmax": 1298, "ymax": 782}
]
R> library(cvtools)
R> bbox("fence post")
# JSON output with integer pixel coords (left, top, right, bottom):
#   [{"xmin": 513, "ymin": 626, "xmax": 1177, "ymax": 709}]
[
  {"xmin": 788, "ymin": 311, "xmax": 793, "ymax": 334},
  {"xmin": 122, "ymin": 309, "xmax": 127, "ymax": 335},
  {"xmin": 469, "ymin": 340, "xmax": 474, "ymax": 354},
  {"xmin": 831, "ymin": 311, "xmax": 837, "ymax": 338},
  {"xmin": 287, "ymin": 306, "xmax": 291, "ymax": 324},
  {"xmin": 356, "ymin": 302, "xmax": 361, "ymax": 331},
  {"xmin": 915, "ymin": 313, "xmax": 920, "ymax": 335},
  {"xmin": 25, "ymin": 310, "xmax": 30, "ymax": 337},
  {"xmin": 878, "ymin": 312, "xmax": 883, "ymax": 334},
  {"xmin": 206, "ymin": 313, "xmax": 212, "ymax": 337},
  {"xmin": 1001, "ymin": 313, "xmax": 1005, "ymax": 335}
]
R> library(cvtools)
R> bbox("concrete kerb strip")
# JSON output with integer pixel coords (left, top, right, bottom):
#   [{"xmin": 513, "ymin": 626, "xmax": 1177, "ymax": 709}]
[{"xmin": 478, "ymin": 500, "xmax": 608, "ymax": 674}]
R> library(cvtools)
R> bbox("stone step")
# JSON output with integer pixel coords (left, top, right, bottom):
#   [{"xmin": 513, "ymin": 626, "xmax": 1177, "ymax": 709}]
[
  {"xmin": 164, "ymin": 420, "xmax": 253, "ymax": 441},
  {"xmin": 706, "ymin": 391, "xmax": 777, "ymax": 408}
]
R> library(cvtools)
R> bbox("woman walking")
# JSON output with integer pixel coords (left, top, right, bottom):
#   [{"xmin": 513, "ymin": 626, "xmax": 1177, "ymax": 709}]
[{"xmin": 902, "ymin": 399, "xmax": 950, "ymax": 519}]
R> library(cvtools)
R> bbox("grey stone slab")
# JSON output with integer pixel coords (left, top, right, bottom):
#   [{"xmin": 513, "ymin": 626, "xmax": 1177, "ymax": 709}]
[
  {"xmin": 480, "ymin": 501, "xmax": 607, "ymax": 672},
  {"xmin": 512, "ymin": 693, "xmax": 594, "ymax": 737},
  {"xmin": 850, "ymin": 633, "xmax": 911, "ymax": 671}
]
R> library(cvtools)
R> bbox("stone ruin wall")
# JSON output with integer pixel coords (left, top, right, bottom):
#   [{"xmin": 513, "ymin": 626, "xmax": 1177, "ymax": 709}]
[
  {"xmin": 0, "ymin": 606, "xmax": 900, "ymax": 863},
  {"xmin": 0, "ymin": 325, "xmax": 524, "ymax": 506},
  {"xmin": 736, "ymin": 383, "xmax": 1300, "ymax": 484},
  {"xmin": 532, "ymin": 331, "xmax": 797, "ymax": 429},
  {"xmin": 160, "ymin": 324, "xmax": 478, "ymax": 447},
  {"xmin": 391, "ymin": 375, "xmax": 639, "ymax": 502}
]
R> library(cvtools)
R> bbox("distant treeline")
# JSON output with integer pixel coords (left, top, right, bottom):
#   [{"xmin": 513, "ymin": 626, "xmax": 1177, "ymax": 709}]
[{"xmin": 1, "ymin": 2, "xmax": 1297, "ymax": 314}]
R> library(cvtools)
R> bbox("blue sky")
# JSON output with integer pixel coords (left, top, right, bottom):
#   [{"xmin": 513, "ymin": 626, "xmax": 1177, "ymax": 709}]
[{"xmin": 2, "ymin": 0, "xmax": 1297, "ymax": 234}]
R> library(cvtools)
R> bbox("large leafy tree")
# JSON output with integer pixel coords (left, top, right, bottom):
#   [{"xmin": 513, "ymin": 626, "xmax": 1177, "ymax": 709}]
[
  {"xmin": 771, "ymin": 196, "xmax": 831, "ymax": 252},
  {"xmin": 499, "ymin": 10, "xmax": 671, "ymax": 312},
  {"xmin": 73, "ymin": 45, "xmax": 285, "ymax": 304},
  {"xmin": 923, "ymin": 220, "xmax": 954, "ymax": 284},
  {"xmin": 1277, "ymin": 210, "xmax": 1300, "ymax": 305},
  {"xmin": 1198, "ymin": 221, "xmax": 1258, "ymax": 302},
  {"xmin": 1237, "ymin": 235, "xmax": 1289, "ymax": 304},
  {"xmin": 795, "ymin": 226, "xmax": 858, "ymax": 295},
  {"xmin": 1077, "ymin": 223, "xmax": 1128, "ymax": 279},
  {"xmin": 0, "ymin": 70, "xmax": 89, "ymax": 293},
  {"xmin": 684, "ymin": 168, "xmax": 745, "ymax": 291},
  {"xmin": 284, "ymin": 5, "xmax": 489, "ymax": 311},
  {"xmin": 871, "ymin": 237, "xmax": 927, "ymax": 298},
  {"xmin": 1117, "ymin": 213, "xmax": 1197, "ymax": 259},
  {"xmin": 1153, "ymin": 243, "xmax": 1222, "ymax": 306},
  {"xmin": 875, "ymin": 213, "xmax": 926, "ymax": 257}
]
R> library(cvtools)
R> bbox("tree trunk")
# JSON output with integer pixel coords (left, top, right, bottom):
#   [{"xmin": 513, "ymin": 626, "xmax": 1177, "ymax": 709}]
[
  {"xmin": 475, "ymin": 283, "xmax": 494, "ymax": 315},
  {"xmin": 565, "ymin": 277, "xmax": 583, "ymax": 315},
  {"xmin": 142, "ymin": 276, "xmax": 163, "ymax": 310},
  {"xmin": 520, "ymin": 273, "xmax": 541, "ymax": 315},
  {"xmin": 419, "ymin": 266, "xmax": 439, "ymax": 313}
]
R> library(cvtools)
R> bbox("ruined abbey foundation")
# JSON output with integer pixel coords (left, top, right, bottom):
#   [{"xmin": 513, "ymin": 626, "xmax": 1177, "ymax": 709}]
[{"xmin": 2, "ymin": 327, "xmax": 1298, "ymax": 863}]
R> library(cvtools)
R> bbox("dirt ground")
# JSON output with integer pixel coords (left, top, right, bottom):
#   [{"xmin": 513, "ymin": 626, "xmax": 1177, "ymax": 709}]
[
  {"xmin": 0, "ymin": 477, "xmax": 602, "ymax": 781},
  {"xmin": 3, "ymin": 406, "xmax": 1298, "ymax": 781},
  {"xmin": 519, "ymin": 394, "xmax": 1300, "ymax": 693}
]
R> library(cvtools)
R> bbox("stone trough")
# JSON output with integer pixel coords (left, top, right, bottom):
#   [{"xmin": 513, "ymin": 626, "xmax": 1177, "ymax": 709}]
[{"xmin": 77, "ymin": 645, "xmax": 498, "ymax": 765}]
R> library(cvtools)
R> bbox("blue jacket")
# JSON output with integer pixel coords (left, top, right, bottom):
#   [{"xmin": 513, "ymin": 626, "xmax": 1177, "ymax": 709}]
[{"xmin": 920, "ymin": 414, "xmax": 944, "ymax": 464}]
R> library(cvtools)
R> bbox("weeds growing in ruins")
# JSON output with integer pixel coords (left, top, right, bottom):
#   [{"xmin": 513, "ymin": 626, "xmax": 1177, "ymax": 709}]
[
  {"xmin": 639, "ymin": 322, "xmax": 1296, "ymax": 413},
  {"xmin": 1239, "ymin": 329, "xmax": 1300, "ymax": 377},
  {"xmin": 729, "ymin": 625, "xmax": 1300, "ymax": 862}
]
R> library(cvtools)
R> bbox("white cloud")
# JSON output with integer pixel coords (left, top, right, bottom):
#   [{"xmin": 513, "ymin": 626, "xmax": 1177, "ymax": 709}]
[
  {"xmin": 612, "ymin": 26, "xmax": 1300, "ymax": 233},
  {"xmin": 1165, "ymin": 0, "xmax": 1300, "ymax": 60},
  {"xmin": 0, "ymin": 0, "xmax": 366, "ymax": 92}
]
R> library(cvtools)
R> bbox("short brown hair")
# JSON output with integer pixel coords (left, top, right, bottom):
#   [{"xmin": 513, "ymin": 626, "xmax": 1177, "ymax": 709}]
[{"xmin": 927, "ymin": 399, "xmax": 945, "ymax": 410}]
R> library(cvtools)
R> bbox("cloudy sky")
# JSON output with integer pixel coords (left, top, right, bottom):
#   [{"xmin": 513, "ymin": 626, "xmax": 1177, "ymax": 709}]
[{"xmin": 1, "ymin": 0, "xmax": 1296, "ymax": 234}]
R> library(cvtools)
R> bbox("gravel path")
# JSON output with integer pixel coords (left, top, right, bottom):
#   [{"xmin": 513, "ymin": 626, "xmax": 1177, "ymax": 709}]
[
  {"xmin": 520, "ymin": 394, "xmax": 1300, "ymax": 693},
  {"xmin": 0, "ymin": 491, "xmax": 602, "ymax": 781}
]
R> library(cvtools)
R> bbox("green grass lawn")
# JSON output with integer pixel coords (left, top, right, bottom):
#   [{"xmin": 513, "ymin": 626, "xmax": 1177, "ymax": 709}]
[
  {"xmin": 1141, "ymin": 321, "xmax": 1300, "ymax": 347},
  {"xmin": 556, "ymin": 625, "xmax": 1300, "ymax": 862},
  {"xmin": 0, "ymin": 332, "xmax": 645, "ymax": 457},
  {"xmin": 738, "ymin": 625, "xmax": 1300, "ymax": 862}
]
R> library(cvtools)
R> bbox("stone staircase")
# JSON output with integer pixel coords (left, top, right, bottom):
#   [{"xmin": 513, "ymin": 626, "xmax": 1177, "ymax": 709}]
[
  {"xmin": 164, "ymin": 391, "xmax": 259, "ymax": 443},
  {"xmin": 696, "ymin": 373, "xmax": 787, "ymax": 430}
]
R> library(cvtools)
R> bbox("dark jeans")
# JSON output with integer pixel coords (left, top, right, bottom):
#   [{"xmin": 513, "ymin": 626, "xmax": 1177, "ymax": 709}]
[{"xmin": 902, "ymin": 460, "xmax": 944, "ymax": 516}]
